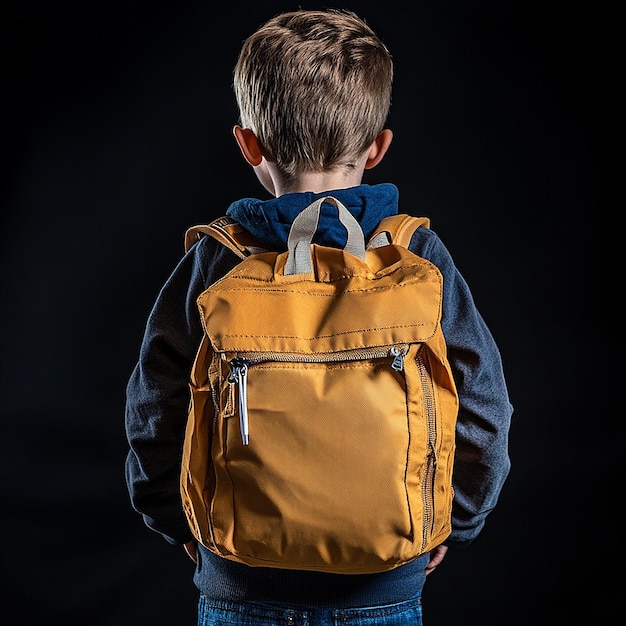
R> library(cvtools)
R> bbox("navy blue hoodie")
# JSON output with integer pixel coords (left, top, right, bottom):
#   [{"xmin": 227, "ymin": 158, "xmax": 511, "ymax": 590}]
[{"xmin": 125, "ymin": 183, "xmax": 512, "ymax": 606}]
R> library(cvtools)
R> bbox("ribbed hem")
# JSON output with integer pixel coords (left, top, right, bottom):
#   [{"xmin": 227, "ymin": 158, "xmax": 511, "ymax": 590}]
[{"xmin": 193, "ymin": 549, "xmax": 428, "ymax": 608}]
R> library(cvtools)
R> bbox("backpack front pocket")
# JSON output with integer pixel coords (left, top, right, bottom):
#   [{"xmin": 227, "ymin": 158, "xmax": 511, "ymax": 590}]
[{"xmin": 208, "ymin": 350, "xmax": 425, "ymax": 572}]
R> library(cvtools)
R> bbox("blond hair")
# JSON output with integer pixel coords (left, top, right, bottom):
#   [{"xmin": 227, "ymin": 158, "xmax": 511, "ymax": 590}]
[{"xmin": 233, "ymin": 9, "xmax": 393, "ymax": 179}]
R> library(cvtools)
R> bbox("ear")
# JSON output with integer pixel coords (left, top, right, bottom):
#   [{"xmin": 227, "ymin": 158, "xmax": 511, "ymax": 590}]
[
  {"xmin": 364, "ymin": 129, "xmax": 393, "ymax": 170},
  {"xmin": 233, "ymin": 125, "xmax": 264, "ymax": 166}
]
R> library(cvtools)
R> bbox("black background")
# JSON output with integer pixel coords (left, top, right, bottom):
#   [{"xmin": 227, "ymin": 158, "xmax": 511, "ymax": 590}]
[{"xmin": 1, "ymin": 1, "xmax": 613, "ymax": 624}]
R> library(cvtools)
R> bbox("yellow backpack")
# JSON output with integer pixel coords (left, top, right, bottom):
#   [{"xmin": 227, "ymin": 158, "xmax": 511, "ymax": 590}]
[{"xmin": 180, "ymin": 196, "xmax": 458, "ymax": 574}]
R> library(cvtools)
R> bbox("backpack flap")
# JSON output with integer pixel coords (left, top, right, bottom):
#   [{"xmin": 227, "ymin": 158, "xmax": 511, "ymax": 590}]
[{"xmin": 200, "ymin": 197, "xmax": 442, "ymax": 356}]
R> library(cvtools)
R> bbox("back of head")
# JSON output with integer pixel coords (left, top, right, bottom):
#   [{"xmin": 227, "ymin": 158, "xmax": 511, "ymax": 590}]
[{"xmin": 234, "ymin": 9, "xmax": 393, "ymax": 180}]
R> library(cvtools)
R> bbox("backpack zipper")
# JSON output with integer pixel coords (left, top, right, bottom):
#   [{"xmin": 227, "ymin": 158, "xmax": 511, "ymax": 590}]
[
  {"xmin": 227, "ymin": 357, "xmax": 250, "ymax": 445},
  {"xmin": 226, "ymin": 344, "xmax": 409, "ymax": 445},
  {"xmin": 415, "ymin": 350, "xmax": 437, "ymax": 549}
]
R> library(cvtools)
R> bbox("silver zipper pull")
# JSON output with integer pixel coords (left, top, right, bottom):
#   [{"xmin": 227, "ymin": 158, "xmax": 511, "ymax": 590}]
[
  {"xmin": 390, "ymin": 345, "xmax": 407, "ymax": 372},
  {"xmin": 229, "ymin": 358, "xmax": 250, "ymax": 445}
]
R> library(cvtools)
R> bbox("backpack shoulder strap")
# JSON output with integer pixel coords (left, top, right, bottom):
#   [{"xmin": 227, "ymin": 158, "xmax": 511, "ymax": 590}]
[
  {"xmin": 184, "ymin": 216, "xmax": 267, "ymax": 259},
  {"xmin": 367, "ymin": 214, "xmax": 431, "ymax": 249}
]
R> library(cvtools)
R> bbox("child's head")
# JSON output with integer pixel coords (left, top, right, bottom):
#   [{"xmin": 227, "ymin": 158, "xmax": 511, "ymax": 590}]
[{"xmin": 233, "ymin": 9, "xmax": 393, "ymax": 184}]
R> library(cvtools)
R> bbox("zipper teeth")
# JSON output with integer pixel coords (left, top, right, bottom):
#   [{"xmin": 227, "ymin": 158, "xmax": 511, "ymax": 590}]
[
  {"xmin": 416, "ymin": 350, "xmax": 437, "ymax": 549},
  {"xmin": 232, "ymin": 345, "xmax": 405, "ymax": 365}
]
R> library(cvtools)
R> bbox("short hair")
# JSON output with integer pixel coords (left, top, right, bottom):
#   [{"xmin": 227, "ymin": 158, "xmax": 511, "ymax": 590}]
[{"xmin": 233, "ymin": 9, "xmax": 393, "ymax": 179}]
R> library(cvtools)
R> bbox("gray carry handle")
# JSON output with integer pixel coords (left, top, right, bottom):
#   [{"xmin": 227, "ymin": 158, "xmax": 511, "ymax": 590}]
[{"xmin": 284, "ymin": 196, "xmax": 366, "ymax": 275}]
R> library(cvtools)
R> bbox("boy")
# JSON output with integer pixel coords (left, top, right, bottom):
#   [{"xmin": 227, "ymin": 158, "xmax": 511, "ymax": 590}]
[{"xmin": 125, "ymin": 9, "xmax": 512, "ymax": 625}]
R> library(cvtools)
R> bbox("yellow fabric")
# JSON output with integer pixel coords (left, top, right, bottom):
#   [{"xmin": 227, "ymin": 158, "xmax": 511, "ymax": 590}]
[{"xmin": 181, "ymin": 229, "xmax": 458, "ymax": 574}]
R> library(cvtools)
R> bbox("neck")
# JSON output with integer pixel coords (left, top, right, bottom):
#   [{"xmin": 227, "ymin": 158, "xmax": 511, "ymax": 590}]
[{"xmin": 273, "ymin": 168, "xmax": 366, "ymax": 196}]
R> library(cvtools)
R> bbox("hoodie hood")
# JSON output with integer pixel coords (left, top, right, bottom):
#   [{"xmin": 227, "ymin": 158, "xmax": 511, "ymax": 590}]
[{"xmin": 225, "ymin": 183, "xmax": 399, "ymax": 251}]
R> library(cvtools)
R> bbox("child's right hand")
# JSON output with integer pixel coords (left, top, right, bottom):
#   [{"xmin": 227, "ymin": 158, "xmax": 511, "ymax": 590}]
[{"xmin": 425, "ymin": 544, "xmax": 448, "ymax": 575}]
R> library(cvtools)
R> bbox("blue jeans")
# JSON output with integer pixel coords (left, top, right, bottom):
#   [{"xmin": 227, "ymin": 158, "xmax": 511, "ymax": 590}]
[{"xmin": 198, "ymin": 596, "xmax": 422, "ymax": 625}]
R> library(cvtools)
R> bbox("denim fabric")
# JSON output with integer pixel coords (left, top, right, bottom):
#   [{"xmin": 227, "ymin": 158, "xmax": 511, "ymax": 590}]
[{"xmin": 198, "ymin": 596, "xmax": 422, "ymax": 626}]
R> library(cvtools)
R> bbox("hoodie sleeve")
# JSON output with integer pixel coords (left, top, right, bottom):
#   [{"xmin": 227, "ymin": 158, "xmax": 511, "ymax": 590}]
[
  {"xmin": 124, "ymin": 237, "xmax": 238, "ymax": 544},
  {"xmin": 410, "ymin": 228, "xmax": 513, "ymax": 547}
]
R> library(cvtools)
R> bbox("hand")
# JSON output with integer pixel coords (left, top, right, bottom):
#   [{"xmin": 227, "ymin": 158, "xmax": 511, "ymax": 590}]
[
  {"xmin": 425, "ymin": 544, "xmax": 448, "ymax": 575},
  {"xmin": 183, "ymin": 539, "xmax": 198, "ymax": 563}
]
